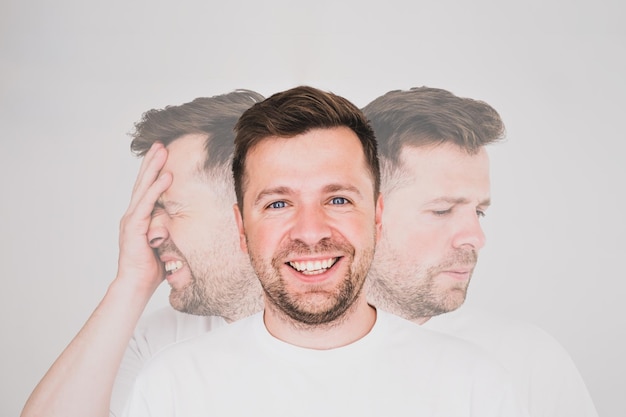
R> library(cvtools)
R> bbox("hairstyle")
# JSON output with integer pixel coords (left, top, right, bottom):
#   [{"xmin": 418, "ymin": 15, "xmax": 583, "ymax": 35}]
[
  {"xmin": 130, "ymin": 90, "xmax": 265, "ymax": 174},
  {"xmin": 232, "ymin": 86, "xmax": 380, "ymax": 210},
  {"xmin": 363, "ymin": 86, "xmax": 505, "ymax": 158}
]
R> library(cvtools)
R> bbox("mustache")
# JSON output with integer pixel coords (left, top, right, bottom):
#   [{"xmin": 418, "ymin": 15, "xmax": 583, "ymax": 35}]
[
  {"xmin": 157, "ymin": 240, "xmax": 184, "ymax": 258},
  {"xmin": 434, "ymin": 249, "xmax": 478, "ymax": 271},
  {"xmin": 273, "ymin": 238, "xmax": 355, "ymax": 261}
]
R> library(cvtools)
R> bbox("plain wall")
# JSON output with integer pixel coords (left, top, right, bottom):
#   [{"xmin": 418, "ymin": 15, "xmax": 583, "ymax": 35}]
[{"xmin": 2, "ymin": 1, "xmax": 624, "ymax": 415}]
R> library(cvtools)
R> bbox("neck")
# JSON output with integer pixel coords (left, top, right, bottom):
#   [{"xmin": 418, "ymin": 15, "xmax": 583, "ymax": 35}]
[{"xmin": 263, "ymin": 294, "xmax": 377, "ymax": 350}]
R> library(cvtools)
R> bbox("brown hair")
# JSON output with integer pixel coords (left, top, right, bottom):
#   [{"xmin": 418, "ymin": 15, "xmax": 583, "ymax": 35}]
[
  {"xmin": 362, "ymin": 87, "xmax": 505, "ymax": 165},
  {"xmin": 232, "ymin": 86, "xmax": 380, "ymax": 210},
  {"xmin": 130, "ymin": 89, "xmax": 264, "ymax": 173}
]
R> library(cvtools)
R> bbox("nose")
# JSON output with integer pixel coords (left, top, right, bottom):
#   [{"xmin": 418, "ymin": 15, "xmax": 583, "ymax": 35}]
[
  {"xmin": 451, "ymin": 212, "xmax": 486, "ymax": 251},
  {"xmin": 147, "ymin": 214, "xmax": 169, "ymax": 248},
  {"xmin": 289, "ymin": 204, "xmax": 332, "ymax": 246}
]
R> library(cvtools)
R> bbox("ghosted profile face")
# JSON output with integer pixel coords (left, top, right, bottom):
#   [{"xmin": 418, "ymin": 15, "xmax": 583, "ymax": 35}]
[
  {"xmin": 235, "ymin": 127, "xmax": 382, "ymax": 325},
  {"xmin": 369, "ymin": 143, "xmax": 490, "ymax": 322},
  {"xmin": 147, "ymin": 134, "xmax": 261, "ymax": 319}
]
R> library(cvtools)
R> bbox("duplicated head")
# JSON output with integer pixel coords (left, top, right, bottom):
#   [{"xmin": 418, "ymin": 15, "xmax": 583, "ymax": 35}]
[
  {"xmin": 363, "ymin": 87, "xmax": 505, "ymax": 322},
  {"xmin": 130, "ymin": 90, "xmax": 265, "ymax": 320},
  {"xmin": 232, "ymin": 86, "xmax": 382, "ymax": 327}
]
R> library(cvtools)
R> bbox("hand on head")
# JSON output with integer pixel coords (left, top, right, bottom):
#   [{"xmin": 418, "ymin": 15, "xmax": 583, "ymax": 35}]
[{"xmin": 116, "ymin": 142, "xmax": 172, "ymax": 294}]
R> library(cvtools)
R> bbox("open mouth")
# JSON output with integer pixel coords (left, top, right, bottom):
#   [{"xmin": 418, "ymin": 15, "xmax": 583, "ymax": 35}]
[
  {"xmin": 164, "ymin": 260, "xmax": 183, "ymax": 275},
  {"xmin": 287, "ymin": 257, "xmax": 339, "ymax": 276}
]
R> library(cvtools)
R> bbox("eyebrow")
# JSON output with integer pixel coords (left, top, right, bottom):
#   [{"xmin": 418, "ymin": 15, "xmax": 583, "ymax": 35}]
[
  {"xmin": 154, "ymin": 198, "xmax": 185, "ymax": 212},
  {"xmin": 253, "ymin": 186, "xmax": 293, "ymax": 207},
  {"xmin": 323, "ymin": 183, "xmax": 363, "ymax": 198},
  {"xmin": 427, "ymin": 197, "xmax": 491, "ymax": 207},
  {"xmin": 253, "ymin": 183, "xmax": 364, "ymax": 207}
]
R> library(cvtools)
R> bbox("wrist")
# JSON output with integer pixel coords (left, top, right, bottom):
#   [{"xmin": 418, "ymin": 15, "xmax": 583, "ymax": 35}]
[{"xmin": 108, "ymin": 273, "xmax": 160, "ymax": 306}]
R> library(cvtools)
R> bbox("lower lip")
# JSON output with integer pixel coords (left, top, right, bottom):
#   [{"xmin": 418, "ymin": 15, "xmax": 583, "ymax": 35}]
[
  {"xmin": 165, "ymin": 266, "xmax": 187, "ymax": 285},
  {"xmin": 441, "ymin": 271, "xmax": 471, "ymax": 281},
  {"xmin": 286, "ymin": 262, "xmax": 341, "ymax": 284}
]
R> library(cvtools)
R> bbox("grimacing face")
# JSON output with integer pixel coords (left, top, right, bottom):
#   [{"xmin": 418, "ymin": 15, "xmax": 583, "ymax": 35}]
[
  {"xmin": 368, "ymin": 143, "xmax": 490, "ymax": 323},
  {"xmin": 147, "ymin": 134, "xmax": 261, "ymax": 320},
  {"xmin": 234, "ymin": 127, "xmax": 382, "ymax": 326}
]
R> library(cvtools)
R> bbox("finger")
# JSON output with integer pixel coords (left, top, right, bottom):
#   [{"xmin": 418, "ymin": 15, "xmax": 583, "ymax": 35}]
[
  {"xmin": 131, "ymin": 142, "xmax": 162, "ymax": 195},
  {"xmin": 119, "ymin": 171, "xmax": 173, "ymax": 256},
  {"xmin": 130, "ymin": 142, "xmax": 166, "ymax": 201},
  {"xmin": 127, "ymin": 144, "xmax": 168, "ymax": 213},
  {"xmin": 128, "ymin": 171, "xmax": 173, "ymax": 232}
]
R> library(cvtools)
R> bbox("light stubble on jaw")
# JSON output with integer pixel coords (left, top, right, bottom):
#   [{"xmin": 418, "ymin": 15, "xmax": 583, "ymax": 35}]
[
  {"xmin": 251, "ymin": 238, "xmax": 374, "ymax": 328},
  {"xmin": 368, "ymin": 247, "xmax": 477, "ymax": 320}
]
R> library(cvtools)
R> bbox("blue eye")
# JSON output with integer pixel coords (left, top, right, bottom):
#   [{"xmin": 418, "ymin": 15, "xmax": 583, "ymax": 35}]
[
  {"xmin": 330, "ymin": 197, "xmax": 348, "ymax": 205},
  {"xmin": 268, "ymin": 201, "xmax": 287, "ymax": 209},
  {"xmin": 433, "ymin": 209, "xmax": 451, "ymax": 216},
  {"xmin": 476, "ymin": 210, "xmax": 486, "ymax": 218}
]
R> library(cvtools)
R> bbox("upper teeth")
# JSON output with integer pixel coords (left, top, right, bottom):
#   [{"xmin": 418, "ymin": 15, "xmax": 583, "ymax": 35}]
[
  {"xmin": 165, "ymin": 260, "xmax": 183, "ymax": 273},
  {"xmin": 289, "ymin": 258, "xmax": 337, "ymax": 274}
]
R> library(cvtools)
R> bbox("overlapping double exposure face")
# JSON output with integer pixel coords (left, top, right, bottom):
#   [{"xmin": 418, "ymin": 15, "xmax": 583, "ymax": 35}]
[
  {"xmin": 148, "ymin": 134, "xmax": 260, "ymax": 318},
  {"xmin": 369, "ymin": 143, "xmax": 490, "ymax": 322}
]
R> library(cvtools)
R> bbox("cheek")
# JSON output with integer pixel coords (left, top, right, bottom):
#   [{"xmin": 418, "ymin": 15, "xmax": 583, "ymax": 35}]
[
  {"xmin": 244, "ymin": 222, "xmax": 280, "ymax": 256},
  {"xmin": 386, "ymin": 219, "xmax": 440, "ymax": 253},
  {"xmin": 384, "ymin": 215, "xmax": 417, "ymax": 245},
  {"xmin": 342, "ymin": 217, "xmax": 374, "ymax": 239}
]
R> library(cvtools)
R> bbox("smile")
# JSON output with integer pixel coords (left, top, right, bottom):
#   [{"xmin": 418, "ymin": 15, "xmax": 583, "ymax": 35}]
[{"xmin": 287, "ymin": 257, "xmax": 339, "ymax": 276}]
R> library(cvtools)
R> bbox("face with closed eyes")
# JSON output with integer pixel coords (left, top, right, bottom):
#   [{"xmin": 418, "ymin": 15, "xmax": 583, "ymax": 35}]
[
  {"xmin": 234, "ymin": 127, "xmax": 382, "ymax": 326},
  {"xmin": 368, "ymin": 143, "xmax": 490, "ymax": 323},
  {"xmin": 147, "ymin": 134, "xmax": 261, "ymax": 320}
]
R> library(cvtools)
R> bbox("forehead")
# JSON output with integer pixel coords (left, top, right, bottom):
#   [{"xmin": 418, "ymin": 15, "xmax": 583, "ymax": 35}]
[
  {"xmin": 162, "ymin": 134, "xmax": 207, "ymax": 181},
  {"xmin": 400, "ymin": 142, "xmax": 488, "ymax": 176},
  {"xmin": 243, "ymin": 127, "xmax": 373, "ymax": 199},
  {"xmin": 393, "ymin": 143, "xmax": 490, "ymax": 196}
]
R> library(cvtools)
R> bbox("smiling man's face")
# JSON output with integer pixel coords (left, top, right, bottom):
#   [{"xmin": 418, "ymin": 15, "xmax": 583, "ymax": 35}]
[{"xmin": 235, "ymin": 127, "xmax": 382, "ymax": 326}]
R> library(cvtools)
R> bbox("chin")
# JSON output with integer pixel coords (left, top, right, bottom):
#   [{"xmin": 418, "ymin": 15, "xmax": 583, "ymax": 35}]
[{"xmin": 443, "ymin": 294, "xmax": 467, "ymax": 312}]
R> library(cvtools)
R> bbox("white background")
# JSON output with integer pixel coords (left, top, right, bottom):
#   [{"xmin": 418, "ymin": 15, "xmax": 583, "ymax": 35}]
[{"xmin": 1, "ymin": 1, "xmax": 624, "ymax": 416}]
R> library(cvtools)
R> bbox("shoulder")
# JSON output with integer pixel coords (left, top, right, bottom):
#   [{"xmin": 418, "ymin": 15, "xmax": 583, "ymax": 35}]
[
  {"xmin": 137, "ymin": 306, "xmax": 228, "ymax": 336},
  {"xmin": 142, "ymin": 312, "xmax": 261, "ymax": 366},
  {"xmin": 375, "ymin": 310, "xmax": 502, "ymax": 367},
  {"xmin": 373, "ymin": 310, "xmax": 520, "ymax": 410},
  {"xmin": 132, "ymin": 306, "xmax": 227, "ymax": 351},
  {"xmin": 424, "ymin": 307, "xmax": 599, "ymax": 416},
  {"xmin": 425, "ymin": 307, "xmax": 576, "ymax": 362}
]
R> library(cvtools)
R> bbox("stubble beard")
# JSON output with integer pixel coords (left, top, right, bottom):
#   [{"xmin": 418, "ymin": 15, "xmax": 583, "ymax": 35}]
[
  {"xmin": 250, "ymin": 237, "xmax": 374, "ymax": 328},
  {"xmin": 369, "ymin": 247, "xmax": 477, "ymax": 321},
  {"xmin": 161, "ymin": 239, "xmax": 262, "ymax": 318}
]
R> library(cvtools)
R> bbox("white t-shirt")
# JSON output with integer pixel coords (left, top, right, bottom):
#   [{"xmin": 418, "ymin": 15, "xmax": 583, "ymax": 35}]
[
  {"xmin": 111, "ymin": 305, "xmax": 597, "ymax": 417},
  {"xmin": 122, "ymin": 310, "xmax": 526, "ymax": 417},
  {"xmin": 110, "ymin": 309, "xmax": 227, "ymax": 416},
  {"xmin": 422, "ymin": 306, "xmax": 599, "ymax": 417}
]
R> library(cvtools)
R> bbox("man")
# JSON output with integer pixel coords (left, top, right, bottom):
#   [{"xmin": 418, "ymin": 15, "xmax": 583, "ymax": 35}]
[
  {"xmin": 20, "ymin": 91, "xmax": 265, "ymax": 417},
  {"xmin": 122, "ymin": 86, "xmax": 525, "ymax": 417},
  {"xmin": 363, "ymin": 86, "xmax": 599, "ymax": 417}
]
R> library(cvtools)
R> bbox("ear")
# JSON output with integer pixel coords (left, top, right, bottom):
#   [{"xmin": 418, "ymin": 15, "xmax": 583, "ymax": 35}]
[
  {"xmin": 233, "ymin": 203, "xmax": 248, "ymax": 253},
  {"xmin": 374, "ymin": 193, "xmax": 384, "ymax": 243}
]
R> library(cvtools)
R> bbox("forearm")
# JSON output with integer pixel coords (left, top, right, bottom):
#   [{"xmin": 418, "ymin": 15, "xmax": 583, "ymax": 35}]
[{"xmin": 20, "ymin": 278, "xmax": 157, "ymax": 417}]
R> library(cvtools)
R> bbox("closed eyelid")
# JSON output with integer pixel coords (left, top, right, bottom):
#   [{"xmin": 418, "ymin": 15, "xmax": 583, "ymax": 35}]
[
  {"xmin": 151, "ymin": 200, "xmax": 165, "ymax": 216},
  {"xmin": 478, "ymin": 199, "xmax": 491, "ymax": 209},
  {"xmin": 154, "ymin": 200, "xmax": 186, "ymax": 216},
  {"xmin": 427, "ymin": 197, "xmax": 490, "ymax": 208}
]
